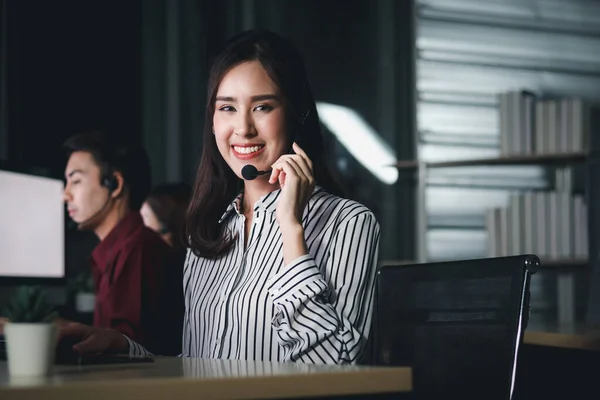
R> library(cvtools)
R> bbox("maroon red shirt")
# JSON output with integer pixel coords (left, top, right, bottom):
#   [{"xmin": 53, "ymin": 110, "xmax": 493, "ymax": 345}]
[{"xmin": 91, "ymin": 212, "xmax": 183, "ymax": 353}]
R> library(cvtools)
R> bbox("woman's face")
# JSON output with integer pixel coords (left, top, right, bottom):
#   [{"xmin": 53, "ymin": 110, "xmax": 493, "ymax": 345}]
[
  {"xmin": 140, "ymin": 201, "xmax": 163, "ymax": 233},
  {"xmin": 212, "ymin": 60, "xmax": 289, "ymax": 180}
]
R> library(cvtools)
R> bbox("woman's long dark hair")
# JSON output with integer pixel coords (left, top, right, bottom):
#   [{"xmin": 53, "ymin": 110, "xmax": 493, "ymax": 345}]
[{"xmin": 186, "ymin": 29, "xmax": 340, "ymax": 259}]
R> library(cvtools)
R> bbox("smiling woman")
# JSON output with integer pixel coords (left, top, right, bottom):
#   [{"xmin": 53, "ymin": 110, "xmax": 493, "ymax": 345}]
[
  {"xmin": 58, "ymin": 30, "xmax": 382, "ymax": 366},
  {"xmin": 212, "ymin": 61, "xmax": 287, "ymax": 184}
]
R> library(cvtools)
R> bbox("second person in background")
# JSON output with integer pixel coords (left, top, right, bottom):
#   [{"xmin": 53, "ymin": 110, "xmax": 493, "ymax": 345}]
[
  {"xmin": 140, "ymin": 182, "xmax": 192, "ymax": 354},
  {"xmin": 141, "ymin": 182, "xmax": 192, "ymax": 252}
]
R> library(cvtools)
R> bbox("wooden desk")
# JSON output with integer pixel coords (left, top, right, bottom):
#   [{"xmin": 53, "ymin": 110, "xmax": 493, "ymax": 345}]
[
  {"xmin": 524, "ymin": 323, "xmax": 600, "ymax": 351},
  {"xmin": 0, "ymin": 357, "xmax": 412, "ymax": 400}
]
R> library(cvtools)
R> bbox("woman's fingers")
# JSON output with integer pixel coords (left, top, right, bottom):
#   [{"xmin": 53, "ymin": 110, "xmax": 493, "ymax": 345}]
[
  {"xmin": 269, "ymin": 145, "xmax": 314, "ymax": 186},
  {"xmin": 268, "ymin": 166, "xmax": 282, "ymax": 184},
  {"xmin": 289, "ymin": 156, "xmax": 313, "ymax": 183},
  {"xmin": 292, "ymin": 142, "xmax": 313, "ymax": 173},
  {"xmin": 271, "ymin": 156, "xmax": 311, "ymax": 182},
  {"xmin": 283, "ymin": 158, "xmax": 307, "ymax": 182},
  {"xmin": 271, "ymin": 158, "xmax": 308, "ymax": 187}
]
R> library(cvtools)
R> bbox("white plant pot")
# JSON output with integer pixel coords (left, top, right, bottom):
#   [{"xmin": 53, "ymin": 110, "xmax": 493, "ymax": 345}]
[
  {"xmin": 75, "ymin": 292, "xmax": 95, "ymax": 313},
  {"xmin": 4, "ymin": 323, "xmax": 57, "ymax": 377}
]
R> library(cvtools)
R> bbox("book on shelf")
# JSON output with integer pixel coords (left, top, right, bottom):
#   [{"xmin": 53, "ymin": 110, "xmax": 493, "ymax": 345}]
[
  {"xmin": 485, "ymin": 191, "xmax": 588, "ymax": 262},
  {"xmin": 497, "ymin": 90, "xmax": 590, "ymax": 156}
]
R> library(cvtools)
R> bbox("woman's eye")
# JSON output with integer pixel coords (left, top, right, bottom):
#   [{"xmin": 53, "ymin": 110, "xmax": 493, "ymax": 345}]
[
  {"xmin": 255, "ymin": 104, "xmax": 273, "ymax": 112},
  {"xmin": 219, "ymin": 105, "xmax": 235, "ymax": 112}
]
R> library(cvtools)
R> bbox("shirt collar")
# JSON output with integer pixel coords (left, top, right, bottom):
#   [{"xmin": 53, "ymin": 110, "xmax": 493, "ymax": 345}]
[
  {"xmin": 219, "ymin": 192, "xmax": 244, "ymax": 223},
  {"xmin": 219, "ymin": 186, "xmax": 322, "ymax": 223},
  {"xmin": 91, "ymin": 211, "xmax": 144, "ymax": 269}
]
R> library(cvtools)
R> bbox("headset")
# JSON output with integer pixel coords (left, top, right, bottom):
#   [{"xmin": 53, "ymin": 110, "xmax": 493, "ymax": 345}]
[
  {"xmin": 76, "ymin": 170, "xmax": 119, "ymax": 230},
  {"xmin": 102, "ymin": 174, "xmax": 119, "ymax": 193}
]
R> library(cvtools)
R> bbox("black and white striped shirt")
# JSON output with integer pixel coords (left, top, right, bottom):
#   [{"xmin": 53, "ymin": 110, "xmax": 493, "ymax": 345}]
[{"xmin": 128, "ymin": 186, "xmax": 380, "ymax": 364}]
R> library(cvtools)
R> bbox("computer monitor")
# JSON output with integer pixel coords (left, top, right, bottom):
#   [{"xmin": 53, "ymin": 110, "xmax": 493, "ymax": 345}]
[{"xmin": 0, "ymin": 169, "xmax": 65, "ymax": 281}]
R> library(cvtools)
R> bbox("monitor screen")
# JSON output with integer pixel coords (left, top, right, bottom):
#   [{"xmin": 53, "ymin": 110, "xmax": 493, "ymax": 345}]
[{"xmin": 0, "ymin": 170, "xmax": 65, "ymax": 278}]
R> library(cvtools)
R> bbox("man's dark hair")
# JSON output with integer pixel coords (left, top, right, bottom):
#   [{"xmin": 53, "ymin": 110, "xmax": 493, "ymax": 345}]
[{"xmin": 63, "ymin": 130, "xmax": 152, "ymax": 211}]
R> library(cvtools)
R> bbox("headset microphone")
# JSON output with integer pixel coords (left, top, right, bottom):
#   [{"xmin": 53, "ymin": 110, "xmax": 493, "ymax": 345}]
[
  {"xmin": 241, "ymin": 165, "xmax": 272, "ymax": 181},
  {"xmin": 75, "ymin": 175, "xmax": 118, "ymax": 229},
  {"xmin": 76, "ymin": 194, "xmax": 113, "ymax": 230}
]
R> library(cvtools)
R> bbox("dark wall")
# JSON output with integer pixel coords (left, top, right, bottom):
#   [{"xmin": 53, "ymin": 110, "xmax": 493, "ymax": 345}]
[{"xmin": 5, "ymin": 0, "xmax": 141, "ymax": 178}]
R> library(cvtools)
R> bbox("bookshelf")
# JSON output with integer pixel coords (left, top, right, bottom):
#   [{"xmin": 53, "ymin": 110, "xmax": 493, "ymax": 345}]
[{"xmin": 399, "ymin": 151, "xmax": 589, "ymax": 268}]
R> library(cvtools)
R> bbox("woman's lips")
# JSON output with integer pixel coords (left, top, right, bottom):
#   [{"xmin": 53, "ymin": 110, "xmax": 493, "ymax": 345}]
[{"xmin": 231, "ymin": 144, "xmax": 265, "ymax": 160}]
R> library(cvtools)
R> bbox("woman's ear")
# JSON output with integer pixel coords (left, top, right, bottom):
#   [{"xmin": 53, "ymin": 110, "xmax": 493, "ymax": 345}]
[{"xmin": 111, "ymin": 171, "xmax": 125, "ymax": 199}]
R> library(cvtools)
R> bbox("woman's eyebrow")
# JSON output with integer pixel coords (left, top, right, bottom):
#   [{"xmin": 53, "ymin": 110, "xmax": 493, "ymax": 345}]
[
  {"xmin": 215, "ymin": 94, "xmax": 279, "ymax": 102},
  {"xmin": 250, "ymin": 94, "xmax": 279, "ymax": 102}
]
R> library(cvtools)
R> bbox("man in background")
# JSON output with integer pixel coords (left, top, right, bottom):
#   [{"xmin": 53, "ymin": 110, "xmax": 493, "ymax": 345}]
[{"xmin": 61, "ymin": 130, "xmax": 182, "ymax": 355}]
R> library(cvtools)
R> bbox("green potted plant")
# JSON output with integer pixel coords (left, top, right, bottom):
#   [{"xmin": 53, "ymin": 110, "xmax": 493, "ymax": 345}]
[
  {"xmin": 68, "ymin": 271, "xmax": 95, "ymax": 313},
  {"xmin": 3, "ymin": 286, "xmax": 58, "ymax": 377}
]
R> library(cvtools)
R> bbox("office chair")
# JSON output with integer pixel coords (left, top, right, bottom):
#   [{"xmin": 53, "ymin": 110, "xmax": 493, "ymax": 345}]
[{"xmin": 372, "ymin": 255, "xmax": 539, "ymax": 400}]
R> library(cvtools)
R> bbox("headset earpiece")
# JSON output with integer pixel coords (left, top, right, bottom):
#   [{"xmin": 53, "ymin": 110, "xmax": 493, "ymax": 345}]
[{"xmin": 102, "ymin": 175, "xmax": 118, "ymax": 193}]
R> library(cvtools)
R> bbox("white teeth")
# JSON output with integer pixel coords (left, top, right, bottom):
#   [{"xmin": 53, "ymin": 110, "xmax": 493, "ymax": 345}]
[{"xmin": 234, "ymin": 145, "xmax": 262, "ymax": 154}]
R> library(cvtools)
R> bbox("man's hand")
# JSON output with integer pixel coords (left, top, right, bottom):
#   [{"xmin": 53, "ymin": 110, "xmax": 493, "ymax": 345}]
[{"xmin": 54, "ymin": 317, "xmax": 73, "ymax": 328}]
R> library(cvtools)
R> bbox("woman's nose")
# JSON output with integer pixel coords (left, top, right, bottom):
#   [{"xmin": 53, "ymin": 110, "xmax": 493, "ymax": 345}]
[{"xmin": 234, "ymin": 112, "xmax": 256, "ymax": 137}]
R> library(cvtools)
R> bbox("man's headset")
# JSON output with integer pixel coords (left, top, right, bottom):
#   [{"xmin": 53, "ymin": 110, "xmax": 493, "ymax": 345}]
[
  {"xmin": 76, "ymin": 172, "xmax": 119, "ymax": 230},
  {"xmin": 102, "ymin": 174, "xmax": 119, "ymax": 193}
]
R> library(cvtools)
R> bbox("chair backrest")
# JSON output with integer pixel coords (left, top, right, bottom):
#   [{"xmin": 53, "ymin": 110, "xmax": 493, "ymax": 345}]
[{"xmin": 372, "ymin": 255, "xmax": 539, "ymax": 400}]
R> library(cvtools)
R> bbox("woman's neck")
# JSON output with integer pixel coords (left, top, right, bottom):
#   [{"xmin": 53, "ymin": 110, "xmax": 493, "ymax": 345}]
[{"xmin": 242, "ymin": 178, "xmax": 279, "ymax": 215}]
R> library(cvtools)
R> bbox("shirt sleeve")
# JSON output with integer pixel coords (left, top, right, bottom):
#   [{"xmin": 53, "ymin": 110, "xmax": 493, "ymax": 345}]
[
  {"xmin": 126, "ymin": 335, "xmax": 153, "ymax": 357},
  {"xmin": 266, "ymin": 211, "xmax": 380, "ymax": 364}
]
